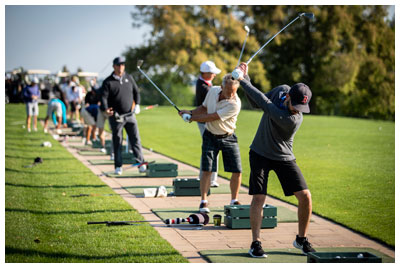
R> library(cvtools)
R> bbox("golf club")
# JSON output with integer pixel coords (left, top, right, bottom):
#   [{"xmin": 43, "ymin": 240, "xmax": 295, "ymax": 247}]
[
  {"xmin": 88, "ymin": 213, "xmax": 208, "ymax": 227},
  {"xmin": 137, "ymin": 60, "xmax": 181, "ymax": 113},
  {"xmin": 232, "ymin": 12, "xmax": 314, "ymax": 80},
  {"xmin": 123, "ymin": 160, "xmax": 156, "ymax": 172},
  {"xmin": 88, "ymin": 220, "xmax": 161, "ymax": 226},
  {"xmin": 237, "ymin": 25, "xmax": 250, "ymax": 66},
  {"xmin": 246, "ymin": 12, "xmax": 314, "ymax": 65}
]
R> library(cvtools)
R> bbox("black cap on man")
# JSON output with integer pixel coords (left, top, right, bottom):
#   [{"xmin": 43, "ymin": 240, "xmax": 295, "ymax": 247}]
[{"xmin": 289, "ymin": 83, "xmax": 312, "ymax": 113}]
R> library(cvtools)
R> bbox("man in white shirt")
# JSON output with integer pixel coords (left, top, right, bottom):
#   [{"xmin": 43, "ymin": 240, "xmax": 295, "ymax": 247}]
[
  {"xmin": 195, "ymin": 61, "xmax": 222, "ymax": 187},
  {"xmin": 180, "ymin": 73, "xmax": 242, "ymax": 213}
]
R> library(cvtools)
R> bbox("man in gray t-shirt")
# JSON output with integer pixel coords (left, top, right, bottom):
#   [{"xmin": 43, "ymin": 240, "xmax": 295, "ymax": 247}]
[{"xmin": 234, "ymin": 63, "xmax": 315, "ymax": 258}]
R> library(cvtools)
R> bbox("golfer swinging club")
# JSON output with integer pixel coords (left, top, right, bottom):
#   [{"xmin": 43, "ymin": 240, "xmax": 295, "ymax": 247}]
[
  {"xmin": 179, "ymin": 74, "xmax": 243, "ymax": 213},
  {"xmin": 233, "ymin": 63, "xmax": 315, "ymax": 257}
]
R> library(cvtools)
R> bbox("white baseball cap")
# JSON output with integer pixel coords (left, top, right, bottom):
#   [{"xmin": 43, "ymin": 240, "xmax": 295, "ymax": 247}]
[
  {"xmin": 32, "ymin": 77, "xmax": 39, "ymax": 84},
  {"xmin": 200, "ymin": 61, "xmax": 221, "ymax": 74}
]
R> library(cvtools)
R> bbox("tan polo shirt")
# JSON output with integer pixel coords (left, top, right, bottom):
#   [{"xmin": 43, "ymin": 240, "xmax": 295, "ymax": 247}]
[{"xmin": 202, "ymin": 86, "xmax": 241, "ymax": 135}]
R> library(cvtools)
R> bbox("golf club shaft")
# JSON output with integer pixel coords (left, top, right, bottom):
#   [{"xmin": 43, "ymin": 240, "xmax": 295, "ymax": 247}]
[
  {"xmin": 137, "ymin": 68, "xmax": 181, "ymax": 112},
  {"xmin": 88, "ymin": 220, "xmax": 161, "ymax": 225},
  {"xmin": 237, "ymin": 33, "xmax": 249, "ymax": 66},
  {"xmin": 246, "ymin": 14, "xmax": 301, "ymax": 65}
]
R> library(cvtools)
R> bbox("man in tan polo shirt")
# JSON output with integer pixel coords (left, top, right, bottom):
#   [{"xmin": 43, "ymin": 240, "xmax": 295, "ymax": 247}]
[{"xmin": 179, "ymin": 73, "xmax": 242, "ymax": 213}]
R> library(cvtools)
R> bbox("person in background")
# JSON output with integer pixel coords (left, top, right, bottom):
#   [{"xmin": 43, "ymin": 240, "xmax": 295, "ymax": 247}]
[
  {"xmin": 67, "ymin": 76, "xmax": 84, "ymax": 121},
  {"xmin": 195, "ymin": 61, "xmax": 222, "ymax": 187},
  {"xmin": 100, "ymin": 56, "xmax": 148, "ymax": 175},
  {"xmin": 22, "ymin": 77, "xmax": 40, "ymax": 132},
  {"xmin": 44, "ymin": 94, "xmax": 68, "ymax": 134}
]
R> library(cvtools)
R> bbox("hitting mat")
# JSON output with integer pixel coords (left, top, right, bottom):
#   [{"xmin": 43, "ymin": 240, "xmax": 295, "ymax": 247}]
[
  {"xmin": 104, "ymin": 169, "xmax": 198, "ymax": 178},
  {"xmin": 78, "ymin": 150, "xmax": 152, "ymax": 156},
  {"xmin": 78, "ymin": 151, "xmax": 107, "ymax": 156},
  {"xmin": 151, "ymin": 206, "xmax": 300, "ymax": 223},
  {"xmin": 199, "ymin": 247, "xmax": 394, "ymax": 263},
  {"xmin": 89, "ymin": 157, "xmax": 162, "ymax": 165},
  {"xmin": 123, "ymin": 184, "xmax": 246, "ymax": 196}
]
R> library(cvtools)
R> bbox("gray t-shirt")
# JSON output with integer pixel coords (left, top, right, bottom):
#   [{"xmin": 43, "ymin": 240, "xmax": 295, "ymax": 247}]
[{"xmin": 240, "ymin": 78, "xmax": 303, "ymax": 161}]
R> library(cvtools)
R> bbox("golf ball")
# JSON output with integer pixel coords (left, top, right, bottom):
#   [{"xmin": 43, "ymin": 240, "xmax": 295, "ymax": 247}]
[{"xmin": 357, "ymin": 253, "xmax": 364, "ymax": 258}]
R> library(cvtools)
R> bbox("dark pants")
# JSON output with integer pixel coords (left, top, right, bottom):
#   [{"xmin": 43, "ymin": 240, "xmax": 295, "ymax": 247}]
[{"xmin": 109, "ymin": 114, "xmax": 144, "ymax": 168}]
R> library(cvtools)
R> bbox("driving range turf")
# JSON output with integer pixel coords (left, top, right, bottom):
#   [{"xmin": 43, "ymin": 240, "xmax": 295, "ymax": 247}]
[
  {"xmin": 5, "ymin": 103, "xmax": 395, "ymax": 262},
  {"xmin": 5, "ymin": 104, "xmax": 187, "ymax": 263}
]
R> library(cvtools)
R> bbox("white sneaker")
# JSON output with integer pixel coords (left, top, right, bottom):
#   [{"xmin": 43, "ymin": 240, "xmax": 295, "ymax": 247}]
[
  {"xmin": 27, "ymin": 128, "xmax": 31, "ymax": 133},
  {"xmin": 115, "ymin": 167, "xmax": 123, "ymax": 175},
  {"xmin": 44, "ymin": 128, "xmax": 48, "ymax": 133},
  {"xmin": 210, "ymin": 181, "xmax": 219, "ymax": 187},
  {"xmin": 33, "ymin": 127, "xmax": 37, "ymax": 132},
  {"xmin": 56, "ymin": 129, "xmax": 62, "ymax": 134},
  {"xmin": 110, "ymin": 153, "xmax": 114, "ymax": 161},
  {"xmin": 100, "ymin": 148, "xmax": 107, "ymax": 153},
  {"xmin": 85, "ymin": 140, "xmax": 92, "ymax": 146},
  {"xmin": 139, "ymin": 165, "xmax": 147, "ymax": 173}
]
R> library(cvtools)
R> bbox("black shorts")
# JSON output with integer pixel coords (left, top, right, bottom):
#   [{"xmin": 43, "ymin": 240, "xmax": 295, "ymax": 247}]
[
  {"xmin": 201, "ymin": 129, "xmax": 242, "ymax": 173},
  {"xmin": 248, "ymin": 150, "xmax": 308, "ymax": 196}
]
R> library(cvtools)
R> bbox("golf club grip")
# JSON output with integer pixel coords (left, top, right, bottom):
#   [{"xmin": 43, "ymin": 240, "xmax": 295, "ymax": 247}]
[
  {"xmin": 174, "ymin": 106, "xmax": 181, "ymax": 113},
  {"xmin": 247, "ymin": 15, "xmax": 301, "ymax": 64}
]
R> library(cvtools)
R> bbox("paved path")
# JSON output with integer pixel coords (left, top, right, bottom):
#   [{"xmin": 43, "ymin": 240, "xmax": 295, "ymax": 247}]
[{"xmin": 56, "ymin": 131, "xmax": 394, "ymax": 262}]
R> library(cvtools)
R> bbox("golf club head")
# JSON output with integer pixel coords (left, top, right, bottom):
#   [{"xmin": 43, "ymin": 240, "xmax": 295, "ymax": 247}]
[
  {"xmin": 244, "ymin": 25, "xmax": 250, "ymax": 33},
  {"xmin": 300, "ymin": 12, "xmax": 315, "ymax": 19},
  {"xmin": 137, "ymin": 60, "xmax": 144, "ymax": 69}
]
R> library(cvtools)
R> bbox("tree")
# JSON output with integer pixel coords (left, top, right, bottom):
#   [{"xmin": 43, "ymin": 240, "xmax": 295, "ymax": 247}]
[{"xmin": 126, "ymin": 5, "xmax": 394, "ymax": 120}]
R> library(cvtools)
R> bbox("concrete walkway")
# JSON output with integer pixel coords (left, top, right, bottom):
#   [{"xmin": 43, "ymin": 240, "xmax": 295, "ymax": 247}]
[{"xmin": 56, "ymin": 131, "xmax": 394, "ymax": 262}]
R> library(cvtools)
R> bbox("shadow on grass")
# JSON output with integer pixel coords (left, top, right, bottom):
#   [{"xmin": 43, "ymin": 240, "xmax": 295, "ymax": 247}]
[
  {"xmin": 5, "ymin": 182, "xmax": 107, "ymax": 189},
  {"xmin": 5, "ymin": 168, "xmax": 92, "ymax": 175},
  {"xmin": 6, "ymin": 154, "xmax": 75, "ymax": 160},
  {"xmin": 5, "ymin": 246, "xmax": 181, "ymax": 261},
  {"xmin": 5, "ymin": 208, "xmax": 135, "ymax": 215}
]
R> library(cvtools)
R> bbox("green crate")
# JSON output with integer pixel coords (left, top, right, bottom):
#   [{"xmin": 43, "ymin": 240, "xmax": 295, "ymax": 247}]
[
  {"xmin": 146, "ymin": 170, "xmax": 178, "ymax": 178},
  {"xmin": 223, "ymin": 204, "xmax": 277, "ymax": 229},
  {"xmin": 146, "ymin": 162, "xmax": 178, "ymax": 177},
  {"xmin": 307, "ymin": 252, "xmax": 382, "ymax": 263},
  {"xmin": 224, "ymin": 204, "xmax": 277, "ymax": 218},
  {"xmin": 148, "ymin": 162, "xmax": 178, "ymax": 171},
  {"xmin": 106, "ymin": 146, "xmax": 129, "ymax": 155},
  {"xmin": 172, "ymin": 178, "xmax": 210, "ymax": 196},
  {"xmin": 224, "ymin": 216, "xmax": 277, "ymax": 229}
]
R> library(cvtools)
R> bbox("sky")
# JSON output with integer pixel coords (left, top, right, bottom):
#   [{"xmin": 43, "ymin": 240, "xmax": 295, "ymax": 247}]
[
  {"xmin": 4, "ymin": 4, "xmax": 396, "ymax": 80},
  {"xmin": 5, "ymin": 5, "xmax": 151, "ymax": 79}
]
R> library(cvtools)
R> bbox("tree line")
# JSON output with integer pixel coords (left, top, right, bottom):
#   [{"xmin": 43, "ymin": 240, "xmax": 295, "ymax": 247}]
[{"xmin": 125, "ymin": 5, "xmax": 394, "ymax": 121}]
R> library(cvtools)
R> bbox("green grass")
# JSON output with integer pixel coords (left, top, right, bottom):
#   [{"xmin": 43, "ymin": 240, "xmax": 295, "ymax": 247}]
[
  {"xmin": 136, "ymin": 106, "xmax": 395, "ymax": 247},
  {"xmin": 5, "ymin": 104, "xmax": 188, "ymax": 263}
]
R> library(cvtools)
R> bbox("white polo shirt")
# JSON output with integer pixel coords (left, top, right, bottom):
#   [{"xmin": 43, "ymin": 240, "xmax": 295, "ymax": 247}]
[{"xmin": 202, "ymin": 86, "xmax": 241, "ymax": 135}]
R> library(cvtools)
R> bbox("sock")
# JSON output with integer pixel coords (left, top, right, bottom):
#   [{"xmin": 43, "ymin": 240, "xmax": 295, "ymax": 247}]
[
  {"xmin": 201, "ymin": 200, "xmax": 208, "ymax": 204},
  {"xmin": 230, "ymin": 199, "xmax": 238, "ymax": 205}
]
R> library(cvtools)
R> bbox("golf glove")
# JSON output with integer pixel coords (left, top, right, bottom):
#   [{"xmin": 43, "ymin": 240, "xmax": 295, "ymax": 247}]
[
  {"xmin": 134, "ymin": 104, "xmax": 140, "ymax": 114},
  {"xmin": 182, "ymin": 113, "xmax": 192, "ymax": 123},
  {"xmin": 232, "ymin": 69, "xmax": 244, "ymax": 80},
  {"xmin": 232, "ymin": 62, "xmax": 248, "ymax": 80}
]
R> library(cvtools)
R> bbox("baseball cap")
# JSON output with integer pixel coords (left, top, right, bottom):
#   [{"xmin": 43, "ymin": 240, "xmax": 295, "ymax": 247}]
[
  {"xmin": 289, "ymin": 83, "xmax": 312, "ymax": 113},
  {"xmin": 200, "ymin": 61, "xmax": 221, "ymax": 74},
  {"xmin": 31, "ymin": 77, "xmax": 39, "ymax": 84},
  {"xmin": 113, "ymin": 56, "xmax": 126, "ymax": 65}
]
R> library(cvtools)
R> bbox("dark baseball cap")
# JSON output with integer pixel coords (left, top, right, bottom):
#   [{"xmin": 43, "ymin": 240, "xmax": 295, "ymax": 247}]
[
  {"xmin": 113, "ymin": 56, "xmax": 126, "ymax": 65},
  {"xmin": 289, "ymin": 83, "xmax": 312, "ymax": 113}
]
